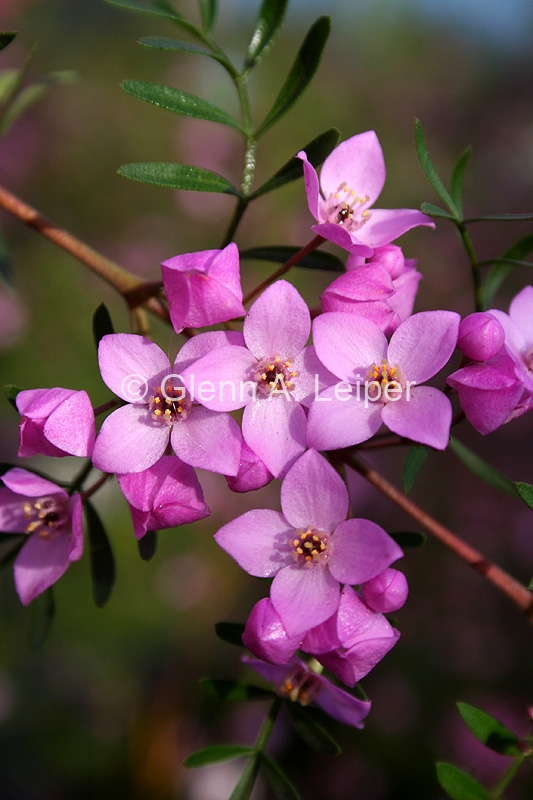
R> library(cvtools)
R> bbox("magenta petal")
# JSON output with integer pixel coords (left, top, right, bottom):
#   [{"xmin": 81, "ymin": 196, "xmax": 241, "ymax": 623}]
[
  {"xmin": 307, "ymin": 389, "xmax": 383, "ymax": 451},
  {"xmin": 312, "ymin": 312, "xmax": 387, "ymax": 383},
  {"xmin": 16, "ymin": 387, "xmax": 75, "ymax": 417},
  {"xmin": 382, "ymin": 386, "xmax": 452, "ymax": 449},
  {"xmin": 98, "ymin": 334, "xmax": 170, "ymax": 402},
  {"xmin": 180, "ymin": 345, "xmax": 255, "ymax": 412},
  {"xmin": 311, "ymin": 222, "xmax": 373, "ymax": 256},
  {"xmin": 174, "ymin": 330, "xmax": 245, "ymax": 373},
  {"xmin": 388, "ymin": 310, "xmax": 460, "ymax": 383},
  {"xmin": 44, "ymin": 390, "xmax": 95, "ymax": 457},
  {"xmin": 2, "ymin": 468, "xmax": 66, "ymax": 499},
  {"xmin": 92, "ymin": 404, "xmax": 169, "ymax": 473},
  {"xmin": 313, "ymin": 679, "xmax": 371, "ymax": 728},
  {"xmin": 14, "ymin": 531, "xmax": 71, "ymax": 605},
  {"xmin": 0, "ymin": 487, "xmax": 34, "ymax": 531},
  {"xmin": 447, "ymin": 360, "xmax": 523, "ymax": 434},
  {"xmin": 67, "ymin": 494, "xmax": 84, "ymax": 561},
  {"xmin": 357, "ymin": 208, "xmax": 435, "ymax": 248},
  {"xmin": 296, "ymin": 151, "xmax": 321, "ymax": 219},
  {"xmin": 509, "ymin": 285, "xmax": 533, "ymax": 344},
  {"xmin": 18, "ymin": 418, "xmax": 68, "ymax": 458},
  {"xmin": 243, "ymin": 281, "xmax": 310, "ymax": 359},
  {"xmin": 363, "ymin": 568, "xmax": 408, "ymax": 613},
  {"xmin": 170, "ymin": 406, "xmax": 242, "ymax": 475},
  {"xmin": 242, "ymin": 396, "xmax": 307, "ymax": 479},
  {"xmin": 214, "ymin": 509, "xmax": 292, "ymax": 577},
  {"xmin": 242, "ymin": 598, "xmax": 302, "ymax": 664},
  {"xmin": 319, "ymin": 131, "xmax": 385, "ymax": 204},
  {"xmin": 291, "ymin": 345, "xmax": 338, "ymax": 407},
  {"xmin": 271, "ymin": 564, "xmax": 340, "ymax": 637},
  {"xmin": 226, "ymin": 441, "xmax": 273, "ymax": 493},
  {"xmin": 281, "ymin": 450, "xmax": 348, "ymax": 531},
  {"xmin": 329, "ymin": 519, "xmax": 403, "ymax": 584}
]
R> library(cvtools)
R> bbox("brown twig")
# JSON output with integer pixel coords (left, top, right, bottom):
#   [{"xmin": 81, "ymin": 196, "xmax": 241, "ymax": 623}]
[
  {"xmin": 342, "ymin": 450, "xmax": 533, "ymax": 623},
  {"xmin": 243, "ymin": 234, "xmax": 326, "ymax": 305}
]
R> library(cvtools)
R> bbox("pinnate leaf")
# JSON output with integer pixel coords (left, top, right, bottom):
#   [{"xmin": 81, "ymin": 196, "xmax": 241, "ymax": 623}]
[
  {"xmin": 241, "ymin": 246, "xmax": 344, "ymax": 272},
  {"xmin": 118, "ymin": 162, "xmax": 240, "ymax": 194},
  {"xmin": 436, "ymin": 762, "xmax": 493, "ymax": 800},
  {"xmin": 448, "ymin": 436, "xmax": 516, "ymax": 496},
  {"xmin": 415, "ymin": 118, "xmax": 459, "ymax": 218},
  {"xmin": 483, "ymin": 233, "xmax": 533, "ymax": 308},
  {"xmin": 198, "ymin": 0, "xmax": 218, "ymax": 32},
  {"xmin": 229, "ymin": 754, "xmax": 260, "ymax": 800},
  {"xmin": 450, "ymin": 146, "xmax": 472, "ymax": 218},
  {"xmin": 456, "ymin": 702, "xmax": 520, "ymax": 756},
  {"xmin": 390, "ymin": 531, "xmax": 427, "ymax": 547},
  {"xmin": 403, "ymin": 444, "xmax": 429, "ymax": 493},
  {"xmin": 244, "ymin": 0, "xmax": 289, "ymax": 71},
  {"xmin": 184, "ymin": 744, "xmax": 254, "ymax": 768}
]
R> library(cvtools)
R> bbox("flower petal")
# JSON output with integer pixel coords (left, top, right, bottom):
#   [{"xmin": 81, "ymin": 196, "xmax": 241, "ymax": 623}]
[
  {"xmin": 174, "ymin": 330, "xmax": 244, "ymax": 373},
  {"xmin": 319, "ymin": 131, "xmax": 385, "ymax": 206},
  {"xmin": 242, "ymin": 396, "xmax": 307, "ymax": 479},
  {"xmin": 382, "ymin": 385, "xmax": 452, "ymax": 449},
  {"xmin": 280, "ymin": 449, "xmax": 348, "ymax": 531},
  {"xmin": 508, "ymin": 285, "xmax": 533, "ymax": 345},
  {"xmin": 92, "ymin": 404, "xmax": 169, "ymax": 473},
  {"xmin": 307, "ymin": 389, "xmax": 383, "ymax": 451},
  {"xmin": 296, "ymin": 150, "xmax": 321, "ymax": 219},
  {"xmin": 291, "ymin": 345, "xmax": 338, "ymax": 407},
  {"xmin": 214, "ymin": 509, "xmax": 292, "ymax": 577},
  {"xmin": 242, "ymin": 598, "xmax": 302, "ymax": 664},
  {"xmin": 180, "ymin": 345, "xmax": 255, "ymax": 412},
  {"xmin": 14, "ymin": 530, "xmax": 71, "ymax": 605},
  {"xmin": 170, "ymin": 406, "xmax": 242, "ymax": 475},
  {"xmin": 98, "ymin": 334, "xmax": 170, "ymax": 403},
  {"xmin": 271, "ymin": 564, "xmax": 340, "ymax": 638},
  {"xmin": 44, "ymin": 390, "xmax": 95, "ymax": 457},
  {"xmin": 243, "ymin": 280, "xmax": 310, "ymax": 359},
  {"xmin": 328, "ymin": 519, "xmax": 403, "ymax": 584},
  {"xmin": 356, "ymin": 207, "xmax": 435, "ymax": 248},
  {"xmin": 313, "ymin": 678, "xmax": 371, "ymax": 728},
  {"xmin": 313, "ymin": 312, "xmax": 387, "ymax": 383},
  {"xmin": 1, "ymin": 468, "xmax": 66, "ymax": 499},
  {"xmin": 387, "ymin": 310, "xmax": 460, "ymax": 384}
]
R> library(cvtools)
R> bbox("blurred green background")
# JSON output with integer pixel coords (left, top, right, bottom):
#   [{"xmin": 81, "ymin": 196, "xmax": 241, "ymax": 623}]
[{"xmin": 1, "ymin": 1, "xmax": 533, "ymax": 798}]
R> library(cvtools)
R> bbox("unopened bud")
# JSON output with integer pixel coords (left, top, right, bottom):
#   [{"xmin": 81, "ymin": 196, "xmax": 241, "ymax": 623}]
[{"xmin": 457, "ymin": 312, "xmax": 505, "ymax": 361}]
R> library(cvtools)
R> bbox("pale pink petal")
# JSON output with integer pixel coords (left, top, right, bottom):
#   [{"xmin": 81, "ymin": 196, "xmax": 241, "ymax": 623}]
[
  {"xmin": 180, "ymin": 345, "xmax": 255, "ymax": 411},
  {"xmin": 307, "ymin": 389, "xmax": 383, "ymax": 451},
  {"xmin": 1, "ymin": 468, "xmax": 67, "ymax": 499},
  {"xmin": 387, "ymin": 311, "xmax": 460, "ymax": 384},
  {"xmin": 174, "ymin": 330, "xmax": 244, "ymax": 373},
  {"xmin": 312, "ymin": 312, "xmax": 387, "ymax": 383},
  {"xmin": 321, "ymin": 263, "xmax": 394, "ymax": 303},
  {"xmin": 44, "ymin": 391, "xmax": 95, "ymax": 457},
  {"xmin": 92, "ymin": 404, "xmax": 169, "ymax": 473},
  {"xmin": 296, "ymin": 151, "xmax": 321, "ymax": 219},
  {"xmin": 329, "ymin": 519, "xmax": 403, "ymax": 584},
  {"xmin": 508, "ymin": 285, "xmax": 533, "ymax": 344},
  {"xmin": 242, "ymin": 598, "xmax": 302, "ymax": 664},
  {"xmin": 242, "ymin": 396, "xmax": 307, "ymax": 479},
  {"xmin": 356, "ymin": 208, "xmax": 435, "ymax": 248},
  {"xmin": 311, "ymin": 222, "xmax": 373, "ymax": 256},
  {"xmin": 243, "ymin": 281, "xmax": 310, "ymax": 360},
  {"xmin": 214, "ymin": 509, "xmax": 292, "ymax": 577},
  {"xmin": 271, "ymin": 564, "xmax": 340, "ymax": 638},
  {"xmin": 280, "ymin": 450, "xmax": 348, "ymax": 532},
  {"xmin": 98, "ymin": 334, "xmax": 170, "ymax": 402},
  {"xmin": 382, "ymin": 386, "xmax": 452, "ymax": 449},
  {"xmin": 291, "ymin": 345, "xmax": 338, "ymax": 407},
  {"xmin": 16, "ymin": 387, "xmax": 75, "ymax": 417},
  {"xmin": 170, "ymin": 406, "xmax": 242, "ymax": 475},
  {"xmin": 489, "ymin": 309, "xmax": 527, "ymax": 363},
  {"xmin": 67, "ymin": 494, "xmax": 84, "ymax": 561},
  {"xmin": 319, "ymin": 131, "xmax": 385, "ymax": 204},
  {"xmin": 18, "ymin": 418, "xmax": 68, "ymax": 458},
  {"xmin": 14, "ymin": 530, "xmax": 71, "ymax": 605}
]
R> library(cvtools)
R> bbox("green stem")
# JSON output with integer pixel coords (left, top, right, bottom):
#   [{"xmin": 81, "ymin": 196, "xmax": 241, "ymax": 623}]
[
  {"xmin": 69, "ymin": 459, "xmax": 94, "ymax": 494},
  {"xmin": 490, "ymin": 754, "xmax": 526, "ymax": 797},
  {"xmin": 255, "ymin": 697, "xmax": 282, "ymax": 753},
  {"xmin": 456, "ymin": 220, "xmax": 484, "ymax": 311}
]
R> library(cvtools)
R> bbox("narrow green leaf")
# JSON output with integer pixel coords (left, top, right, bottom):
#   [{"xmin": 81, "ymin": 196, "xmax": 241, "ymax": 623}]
[
  {"xmin": 200, "ymin": 678, "xmax": 273, "ymax": 701},
  {"xmin": 436, "ymin": 762, "xmax": 493, "ymax": 800},
  {"xmin": 0, "ymin": 32, "xmax": 17, "ymax": 52},
  {"xmin": 0, "ymin": 71, "xmax": 76, "ymax": 136},
  {"xmin": 241, "ymin": 246, "xmax": 344, "ymax": 273},
  {"xmin": 198, "ymin": 0, "xmax": 218, "ymax": 33},
  {"xmin": 457, "ymin": 702, "xmax": 520, "ymax": 757},
  {"xmin": 29, "ymin": 587, "xmax": 55, "ymax": 652},
  {"xmin": 215, "ymin": 621, "xmax": 245, "ymax": 647},
  {"xmin": 420, "ymin": 202, "xmax": 457, "ymax": 220},
  {"xmin": 259, "ymin": 753, "xmax": 302, "ymax": 800},
  {"xmin": 403, "ymin": 444, "xmax": 429, "ymax": 494},
  {"xmin": 250, "ymin": 127, "xmax": 341, "ymax": 198},
  {"xmin": 228, "ymin": 753, "xmax": 260, "ymax": 800},
  {"xmin": 85, "ymin": 500, "xmax": 115, "ymax": 608},
  {"xmin": 139, "ymin": 35, "xmax": 225, "ymax": 62},
  {"xmin": 3, "ymin": 384, "xmax": 23, "ymax": 410},
  {"xmin": 465, "ymin": 212, "xmax": 533, "ymax": 222},
  {"xmin": 448, "ymin": 436, "xmax": 517, "ymax": 496},
  {"xmin": 118, "ymin": 162, "xmax": 240, "ymax": 194},
  {"xmin": 389, "ymin": 531, "xmax": 427, "ymax": 547},
  {"xmin": 92, "ymin": 303, "xmax": 115, "ymax": 350},
  {"xmin": 0, "ymin": 69, "xmax": 21, "ymax": 105},
  {"xmin": 483, "ymin": 234, "xmax": 533, "ymax": 307},
  {"xmin": 450, "ymin": 146, "xmax": 472, "ymax": 218},
  {"xmin": 515, "ymin": 482, "xmax": 533, "ymax": 512},
  {"xmin": 121, "ymin": 79, "xmax": 244, "ymax": 132},
  {"xmin": 184, "ymin": 744, "xmax": 254, "ymax": 769},
  {"xmin": 104, "ymin": 0, "xmax": 187, "ymax": 24},
  {"xmin": 285, "ymin": 703, "xmax": 342, "ymax": 756},
  {"xmin": 256, "ymin": 16, "xmax": 331, "ymax": 138},
  {"xmin": 137, "ymin": 530, "xmax": 158, "ymax": 560},
  {"xmin": 244, "ymin": 0, "xmax": 289, "ymax": 71},
  {"xmin": 414, "ymin": 119, "xmax": 459, "ymax": 217}
]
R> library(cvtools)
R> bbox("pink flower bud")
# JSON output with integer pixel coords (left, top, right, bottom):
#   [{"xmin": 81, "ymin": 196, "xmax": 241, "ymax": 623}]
[
  {"xmin": 362, "ymin": 568, "xmax": 409, "ymax": 613},
  {"xmin": 457, "ymin": 312, "xmax": 505, "ymax": 361}
]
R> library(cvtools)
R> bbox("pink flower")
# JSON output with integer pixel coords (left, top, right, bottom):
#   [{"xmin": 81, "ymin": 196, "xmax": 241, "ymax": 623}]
[
  {"xmin": 362, "ymin": 567, "xmax": 408, "ymax": 613},
  {"xmin": 161, "ymin": 242, "xmax": 246, "ymax": 333},
  {"xmin": 225, "ymin": 441, "xmax": 273, "ymax": 493},
  {"xmin": 242, "ymin": 655, "xmax": 372, "ymax": 728},
  {"xmin": 456, "ymin": 312, "xmax": 505, "ymax": 362},
  {"xmin": 180, "ymin": 280, "xmax": 334, "ymax": 478},
  {"xmin": 16, "ymin": 388, "xmax": 95, "ymax": 458},
  {"xmin": 0, "ymin": 468, "xmax": 83, "ymax": 605},
  {"xmin": 92, "ymin": 331, "xmax": 242, "ymax": 475},
  {"xmin": 215, "ymin": 449, "xmax": 402, "ymax": 637},
  {"xmin": 308, "ymin": 310, "xmax": 460, "ymax": 451},
  {"xmin": 117, "ymin": 456, "xmax": 210, "ymax": 539},
  {"xmin": 297, "ymin": 130, "xmax": 435, "ymax": 255}
]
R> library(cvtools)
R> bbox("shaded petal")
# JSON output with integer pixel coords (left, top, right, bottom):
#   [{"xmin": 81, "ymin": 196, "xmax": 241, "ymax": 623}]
[
  {"xmin": 18, "ymin": 418, "xmax": 68, "ymax": 458},
  {"xmin": 356, "ymin": 207, "xmax": 435, "ymax": 248},
  {"xmin": 180, "ymin": 345, "xmax": 255, "ymax": 412},
  {"xmin": 242, "ymin": 396, "xmax": 307, "ymax": 479},
  {"xmin": 16, "ymin": 387, "xmax": 75, "ymax": 417},
  {"xmin": 281, "ymin": 449, "xmax": 348, "ymax": 531},
  {"xmin": 14, "ymin": 530, "xmax": 71, "ymax": 605},
  {"xmin": 242, "ymin": 598, "xmax": 302, "ymax": 664},
  {"xmin": 447, "ymin": 358, "xmax": 524, "ymax": 434},
  {"xmin": 311, "ymin": 222, "xmax": 373, "ymax": 256},
  {"xmin": 170, "ymin": 406, "xmax": 242, "ymax": 475},
  {"xmin": 44, "ymin": 391, "xmax": 95, "ymax": 457},
  {"xmin": 489, "ymin": 309, "xmax": 528, "ymax": 364},
  {"xmin": 313, "ymin": 678, "xmax": 371, "ymax": 728},
  {"xmin": 388, "ymin": 310, "xmax": 460, "ymax": 383},
  {"xmin": 226, "ymin": 441, "xmax": 273, "ymax": 493},
  {"xmin": 291, "ymin": 345, "xmax": 338, "ymax": 407},
  {"xmin": 296, "ymin": 150, "xmax": 321, "ymax": 219},
  {"xmin": 382, "ymin": 386, "xmax": 452, "ymax": 449},
  {"xmin": 313, "ymin": 312, "xmax": 387, "ymax": 383},
  {"xmin": 0, "ymin": 487, "xmax": 33, "ymax": 532},
  {"xmin": 271, "ymin": 564, "xmax": 340, "ymax": 637},
  {"xmin": 362, "ymin": 567, "xmax": 409, "ymax": 613},
  {"xmin": 244, "ymin": 281, "xmax": 310, "ymax": 359},
  {"xmin": 67, "ymin": 494, "xmax": 84, "ymax": 561},
  {"xmin": 508, "ymin": 285, "xmax": 533, "ymax": 345},
  {"xmin": 329, "ymin": 519, "xmax": 403, "ymax": 584},
  {"xmin": 1, "ymin": 468, "xmax": 66, "ymax": 499},
  {"xmin": 174, "ymin": 330, "xmax": 244, "ymax": 373},
  {"xmin": 307, "ymin": 389, "xmax": 383, "ymax": 451},
  {"xmin": 98, "ymin": 334, "xmax": 170, "ymax": 403},
  {"xmin": 92, "ymin": 404, "xmax": 169, "ymax": 473},
  {"xmin": 214, "ymin": 509, "xmax": 292, "ymax": 577},
  {"xmin": 319, "ymin": 131, "xmax": 385, "ymax": 205}
]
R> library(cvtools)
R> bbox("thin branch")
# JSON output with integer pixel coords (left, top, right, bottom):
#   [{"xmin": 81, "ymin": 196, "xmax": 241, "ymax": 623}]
[{"xmin": 243, "ymin": 234, "xmax": 326, "ymax": 305}]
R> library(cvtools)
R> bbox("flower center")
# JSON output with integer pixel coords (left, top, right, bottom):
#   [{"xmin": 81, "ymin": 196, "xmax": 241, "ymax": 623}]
[
  {"xmin": 365, "ymin": 360, "xmax": 403, "ymax": 402},
  {"xmin": 23, "ymin": 496, "xmax": 69, "ymax": 538},
  {"xmin": 148, "ymin": 380, "xmax": 192, "ymax": 425},
  {"xmin": 324, "ymin": 182, "xmax": 372, "ymax": 232},
  {"xmin": 253, "ymin": 355, "xmax": 298, "ymax": 398},
  {"xmin": 290, "ymin": 526, "xmax": 330, "ymax": 566},
  {"xmin": 281, "ymin": 665, "xmax": 321, "ymax": 706}
]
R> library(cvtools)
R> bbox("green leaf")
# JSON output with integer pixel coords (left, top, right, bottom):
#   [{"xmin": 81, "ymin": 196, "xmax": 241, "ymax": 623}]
[
  {"xmin": 250, "ymin": 127, "xmax": 341, "ymax": 198},
  {"xmin": 121, "ymin": 79, "xmax": 244, "ymax": 132},
  {"xmin": 448, "ymin": 436, "xmax": 517, "ymax": 497},
  {"xmin": 0, "ymin": 69, "xmax": 21, "ymax": 105},
  {"xmin": 0, "ymin": 32, "xmax": 17, "ymax": 52},
  {"xmin": 389, "ymin": 531, "xmax": 427, "ymax": 548},
  {"xmin": 256, "ymin": 16, "xmax": 331, "ymax": 138},
  {"xmin": 228, "ymin": 753, "xmax": 260, "ymax": 800},
  {"xmin": 139, "ymin": 35, "xmax": 225, "ymax": 63},
  {"xmin": 414, "ymin": 119, "xmax": 459, "ymax": 218},
  {"xmin": 85, "ymin": 500, "xmax": 115, "ymax": 608},
  {"xmin": 482, "ymin": 234, "xmax": 533, "ymax": 307},
  {"xmin": 198, "ymin": 0, "xmax": 218, "ymax": 33},
  {"xmin": 0, "ymin": 71, "xmax": 76, "ymax": 136},
  {"xmin": 244, "ymin": 0, "xmax": 289, "ymax": 72},
  {"xmin": 259, "ymin": 753, "xmax": 302, "ymax": 800},
  {"xmin": 3, "ymin": 384, "xmax": 23, "ymax": 410},
  {"xmin": 184, "ymin": 744, "xmax": 254, "ymax": 769},
  {"xmin": 92, "ymin": 303, "xmax": 115, "ymax": 350},
  {"xmin": 215, "ymin": 621, "xmax": 245, "ymax": 647},
  {"xmin": 465, "ymin": 212, "xmax": 533, "ymax": 222},
  {"xmin": 436, "ymin": 762, "xmax": 493, "ymax": 800},
  {"xmin": 285, "ymin": 703, "xmax": 342, "ymax": 757},
  {"xmin": 420, "ymin": 202, "xmax": 457, "ymax": 220},
  {"xmin": 515, "ymin": 481, "xmax": 533, "ymax": 512},
  {"xmin": 457, "ymin": 702, "xmax": 521, "ymax": 757},
  {"xmin": 137, "ymin": 530, "xmax": 158, "ymax": 560},
  {"xmin": 241, "ymin": 246, "xmax": 344, "ymax": 273},
  {"xmin": 29, "ymin": 587, "xmax": 55, "ymax": 652},
  {"xmin": 118, "ymin": 162, "xmax": 240, "ymax": 194},
  {"xmin": 403, "ymin": 444, "xmax": 429, "ymax": 493},
  {"xmin": 200, "ymin": 678, "xmax": 273, "ymax": 702},
  {"xmin": 450, "ymin": 146, "xmax": 472, "ymax": 218},
  {"xmin": 104, "ymin": 0, "xmax": 188, "ymax": 24}
]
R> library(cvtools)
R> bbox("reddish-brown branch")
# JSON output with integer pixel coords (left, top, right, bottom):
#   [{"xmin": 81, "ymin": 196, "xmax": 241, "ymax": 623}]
[
  {"xmin": 243, "ymin": 234, "xmax": 326, "ymax": 305},
  {"xmin": 343, "ymin": 451, "xmax": 533, "ymax": 623},
  {"xmin": 0, "ymin": 184, "xmax": 170, "ymax": 323}
]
